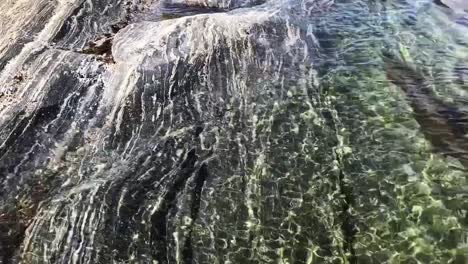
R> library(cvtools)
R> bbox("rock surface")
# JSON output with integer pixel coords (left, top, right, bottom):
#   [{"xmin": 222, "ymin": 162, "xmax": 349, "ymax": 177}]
[
  {"xmin": 1, "ymin": 0, "xmax": 468, "ymax": 263},
  {"xmin": 441, "ymin": 0, "xmax": 468, "ymax": 12}
]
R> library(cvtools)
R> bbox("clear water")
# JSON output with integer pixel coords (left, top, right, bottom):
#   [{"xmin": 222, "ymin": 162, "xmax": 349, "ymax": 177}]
[{"xmin": 0, "ymin": 0, "xmax": 468, "ymax": 263}]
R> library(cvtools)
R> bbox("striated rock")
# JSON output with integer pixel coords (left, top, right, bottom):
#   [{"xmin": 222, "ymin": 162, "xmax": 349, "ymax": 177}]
[
  {"xmin": 0, "ymin": 0, "xmax": 57, "ymax": 71},
  {"xmin": 160, "ymin": 0, "xmax": 265, "ymax": 17},
  {"xmin": 1, "ymin": 0, "xmax": 468, "ymax": 263},
  {"xmin": 439, "ymin": 0, "xmax": 468, "ymax": 13},
  {"xmin": 0, "ymin": 1, "xmax": 334, "ymax": 262}
]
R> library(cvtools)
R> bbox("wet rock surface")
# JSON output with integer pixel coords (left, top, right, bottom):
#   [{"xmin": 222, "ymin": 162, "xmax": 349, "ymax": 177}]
[
  {"xmin": 438, "ymin": 0, "xmax": 468, "ymax": 12},
  {"xmin": 1, "ymin": 0, "xmax": 468, "ymax": 263}
]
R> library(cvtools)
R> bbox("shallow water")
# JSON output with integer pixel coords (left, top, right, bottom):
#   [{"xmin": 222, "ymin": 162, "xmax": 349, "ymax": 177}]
[{"xmin": 0, "ymin": 0, "xmax": 467, "ymax": 263}]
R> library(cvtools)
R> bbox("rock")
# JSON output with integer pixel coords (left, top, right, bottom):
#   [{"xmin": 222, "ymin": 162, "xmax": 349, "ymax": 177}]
[
  {"xmin": 162, "ymin": 0, "xmax": 264, "ymax": 11},
  {"xmin": 1, "ymin": 0, "xmax": 468, "ymax": 263},
  {"xmin": 437, "ymin": 0, "xmax": 468, "ymax": 13}
]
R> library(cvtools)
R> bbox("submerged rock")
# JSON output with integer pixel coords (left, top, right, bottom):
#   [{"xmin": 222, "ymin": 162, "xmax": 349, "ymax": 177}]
[
  {"xmin": 1, "ymin": 0, "xmax": 468, "ymax": 263},
  {"xmin": 384, "ymin": 53, "xmax": 468, "ymax": 164},
  {"xmin": 161, "ymin": 0, "xmax": 264, "ymax": 12},
  {"xmin": 439, "ymin": 0, "xmax": 468, "ymax": 13}
]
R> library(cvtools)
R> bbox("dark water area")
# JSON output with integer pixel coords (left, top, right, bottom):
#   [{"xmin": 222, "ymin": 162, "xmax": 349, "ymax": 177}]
[{"xmin": 0, "ymin": 0, "xmax": 468, "ymax": 263}]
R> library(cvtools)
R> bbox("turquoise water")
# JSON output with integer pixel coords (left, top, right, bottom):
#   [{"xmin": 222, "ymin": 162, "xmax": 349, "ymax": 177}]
[{"xmin": 301, "ymin": 1, "xmax": 468, "ymax": 262}]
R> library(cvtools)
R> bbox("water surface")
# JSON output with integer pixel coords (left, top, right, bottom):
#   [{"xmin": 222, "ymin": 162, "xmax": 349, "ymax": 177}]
[{"xmin": 0, "ymin": 0, "xmax": 467, "ymax": 263}]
